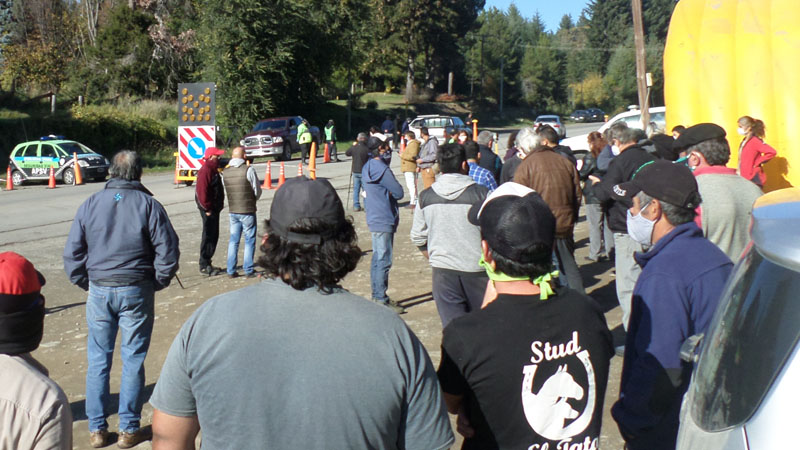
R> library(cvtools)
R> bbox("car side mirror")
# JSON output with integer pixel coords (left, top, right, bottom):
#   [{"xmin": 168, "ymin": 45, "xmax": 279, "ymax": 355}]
[{"xmin": 680, "ymin": 333, "xmax": 704, "ymax": 364}]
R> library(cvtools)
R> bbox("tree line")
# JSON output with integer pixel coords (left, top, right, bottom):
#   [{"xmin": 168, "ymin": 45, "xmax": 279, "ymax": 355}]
[{"xmin": 0, "ymin": 0, "xmax": 676, "ymax": 128}]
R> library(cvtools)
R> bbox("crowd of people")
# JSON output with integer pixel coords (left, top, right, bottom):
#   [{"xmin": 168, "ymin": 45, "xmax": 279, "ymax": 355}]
[{"xmin": 0, "ymin": 112, "xmax": 779, "ymax": 449}]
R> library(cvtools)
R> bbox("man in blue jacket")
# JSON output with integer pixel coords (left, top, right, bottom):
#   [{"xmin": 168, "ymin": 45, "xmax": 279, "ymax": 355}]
[
  {"xmin": 363, "ymin": 137, "xmax": 405, "ymax": 313},
  {"xmin": 609, "ymin": 160, "xmax": 732, "ymax": 450},
  {"xmin": 63, "ymin": 150, "xmax": 179, "ymax": 449}
]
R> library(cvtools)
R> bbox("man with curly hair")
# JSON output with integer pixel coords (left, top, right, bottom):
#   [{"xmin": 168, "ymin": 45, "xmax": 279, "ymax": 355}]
[{"xmin": 150, "ymin": 177, "xmax": 453, "ymax": 450}]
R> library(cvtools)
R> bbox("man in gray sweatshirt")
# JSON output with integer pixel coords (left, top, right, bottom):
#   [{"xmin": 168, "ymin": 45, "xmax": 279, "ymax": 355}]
[{"xmin": 411, "ymin": 144, "xmax": 489, "ymax": 327}]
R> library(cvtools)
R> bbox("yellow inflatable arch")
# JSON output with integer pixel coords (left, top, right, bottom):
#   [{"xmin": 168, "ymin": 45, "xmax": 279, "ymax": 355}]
[{"xmin": 664, "ymin": 0, "xmax": 800, "ymax": 191}]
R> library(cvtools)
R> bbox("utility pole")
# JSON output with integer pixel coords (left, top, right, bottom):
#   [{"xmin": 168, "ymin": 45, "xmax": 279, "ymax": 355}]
[
  {"xmin": 480, "ymin": 35, "xmax": 485, "ymax": 100},
  {"xmin": 632, "ymin": 0, "xmax": 650, "ymax": 130}
]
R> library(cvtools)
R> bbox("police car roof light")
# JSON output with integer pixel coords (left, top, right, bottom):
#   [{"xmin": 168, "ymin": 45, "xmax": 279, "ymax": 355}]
[{"xmin": 40, "ymin": 135, "xmax": 65, "ymax": 141}]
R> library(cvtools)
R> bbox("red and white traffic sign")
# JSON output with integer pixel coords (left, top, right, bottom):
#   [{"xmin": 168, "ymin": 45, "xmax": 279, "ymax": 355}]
[{"xmin": 178, "ymin": 126, "xmax": 215, "ymax": 170}]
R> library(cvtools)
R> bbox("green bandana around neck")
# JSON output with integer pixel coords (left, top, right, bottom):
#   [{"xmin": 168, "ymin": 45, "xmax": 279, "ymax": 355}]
[{"xmin": 478, "ymin": 256, "xmax": 559, "ymax": 300}]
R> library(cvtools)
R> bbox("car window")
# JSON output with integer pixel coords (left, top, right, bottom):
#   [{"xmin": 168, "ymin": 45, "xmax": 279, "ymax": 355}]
[
  {"xmin": 18, "ymin": 144, "xmax": 38, "ymax": 158},
  {"xmin": 57, "ymin": 142, "xmax": 93, "ymax": 155},
  {"xmin": 426, "ymin": 118, "xmax": 448, "ymax": 128},
  {"xmin": 40, "ymin": 144, "xmax": 58, "ymax": 159},
  {"xmin": 537, "ymin": 117, "xmax": 557, "ymax": 123},
  {"xmin": 289, "ymin": 118, "xmax": 298, "ymax": 127},
  {"xmin": 691, "ymin": 247, "xmax": 800, "ymax": 431},
  {"xmin": 452, "ymin": 117, "xmax": 465, "ymax": 127},
  {"xmin": 410, "ymin": 119, "xmax": 424, "ymax": 128},
  {"xmin": 253, "ymin": 120, "xmax": 286, "ymax": 132}
]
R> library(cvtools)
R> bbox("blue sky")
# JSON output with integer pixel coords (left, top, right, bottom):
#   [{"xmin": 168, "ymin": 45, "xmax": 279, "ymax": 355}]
[{"xmin": 483, "ymin": 0, "xmax": 591, "ymax": 33}]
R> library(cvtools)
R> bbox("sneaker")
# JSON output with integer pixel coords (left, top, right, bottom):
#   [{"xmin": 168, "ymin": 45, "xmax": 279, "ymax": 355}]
[
  {"xmin": 228, "ymin": 272, "xmax": 239, "ymax": 279},
  {"xmin": 118, "ymin": 428, "xmax": 150, "ymax": 448},
  {"xmin": 615, "ymin": 345, "xmax": 626, "ymax": 357},
  {"xmin": 353, "ymin": 206, "xmax": 362, "ymax": 212},
  {"xmin": 386, "ymin": 299, "xmax": 407, "ymax": 314},
  {"xmin": 406, "ymin": 204, "xmax": 416, "ymax": 210},
  {"xmin": 89, "ymin": 429, "xmax": 109, "ymax": 448},
  {"xmin": 245, "ymin": 272, "xmax": 258, "ymax": 279},
  {"xmin": 199, "ymin": 265, "xmax": 221, "ymax": 276}
]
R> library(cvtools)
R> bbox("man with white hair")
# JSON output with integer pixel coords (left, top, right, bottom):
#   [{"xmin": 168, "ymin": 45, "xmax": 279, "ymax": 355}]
[
  {"xmin": 498, "ymin": 127, "xmax": 538, "ymax": 184},
  {"xmin": 476, "ymin": 130, "xmax": 502, "ymax": 181}
]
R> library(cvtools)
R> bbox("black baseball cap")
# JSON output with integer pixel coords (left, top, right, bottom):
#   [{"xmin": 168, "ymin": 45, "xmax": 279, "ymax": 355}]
[
  {"xmin": 612, "ymin": 160, "xmax": 701, "ymax": 209},
  {"xmin": 268, "ymin": 177, "xmax": 345, "ymax": 244},
  {"xmin": 673, "ymin": 123, "xmax": 726, "ymax": 151},
  {"xmin": 467, "ymin": 182, "xmax": 555, "ymax": 262}
]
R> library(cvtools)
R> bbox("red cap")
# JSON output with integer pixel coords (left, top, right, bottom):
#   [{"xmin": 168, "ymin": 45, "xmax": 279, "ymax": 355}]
[
  {"xmin": 0, "ymin": 252, "xmax": 45, "ymax": 296},
  {"xmin": 203, "ymin": 147, "xmax": 225, "ymax": 159}
]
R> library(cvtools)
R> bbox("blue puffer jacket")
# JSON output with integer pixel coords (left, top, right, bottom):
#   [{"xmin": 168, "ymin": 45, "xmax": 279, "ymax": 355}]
[
  {"xmin": 63, "ymin": 178, "xmax": 180, "ymax": 291},
  {"xmin": 362, "ymin": 158, "xmax": 404, "ymax": 233},
  {"xmin": 612, "ymin": 222, "xmax": 732, "ymax": 450}
]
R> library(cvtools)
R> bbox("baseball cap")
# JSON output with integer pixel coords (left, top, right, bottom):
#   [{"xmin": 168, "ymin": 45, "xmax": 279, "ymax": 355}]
[
  {"xmin": 673, "ymin": 123, "xmax": 726, "ymax": 151},
  {"xmin": 0, "ymin": 252, "xmax": 45, "ymax": 313},
  {"xmin": 203, "ymin": 147, "xmax": 225, "ymax": 159},
  {"xmin": 0, "ymin": 252, "xmax": 46, "ymax": 355},
  {"xmin": 468, "ymin": 182, "xmax": 556, "ymax": 262},
  {"xmin": 268, "ymin": 177, "xmax": 345, "ymax": 244},
  {"xmin": 612, "ymin": 160, "xmax": 701, "ymax": 209}
]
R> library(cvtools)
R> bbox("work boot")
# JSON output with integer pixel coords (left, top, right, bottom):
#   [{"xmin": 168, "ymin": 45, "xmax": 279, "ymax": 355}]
[
  {"xmin": 386, "ymin": 299, "xmax": 407, "ymax": 314},
  {"xmin": 118, "ymin": 428, "xmax": 150, "ymax": 448},
  {"xmin": 199, "ymin": 265, "xmax": 222, "ymax": 276},
  {"xmin": 89, "ymin": 429, "xmax": 109, "ymax": 448}
]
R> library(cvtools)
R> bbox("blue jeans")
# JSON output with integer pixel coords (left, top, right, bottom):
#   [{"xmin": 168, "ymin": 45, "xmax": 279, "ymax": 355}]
[
  {"xmin": 370, "ymin": 232, "xmax": 394, "ymax": 303},
  {"xmin": 352, "ymin": 173, "xmax": 363, "ymax": 209},
  {"xmin": 86, "ymin": 282, "xmax": 155, "ymax": 432},
  {"xmin": 227, "ymin": 213, "xmax": 257, "ymax": 275}
]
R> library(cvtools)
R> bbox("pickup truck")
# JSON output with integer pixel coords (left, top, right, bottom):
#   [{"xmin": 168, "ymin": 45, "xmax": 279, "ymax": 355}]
[{"xmin": 239, "ymin": 116, "xmax": 320, "ymax": 161}]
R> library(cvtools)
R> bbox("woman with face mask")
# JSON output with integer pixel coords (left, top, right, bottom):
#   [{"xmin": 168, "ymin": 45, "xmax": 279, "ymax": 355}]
[{"xmin": 737, "ymin": 115, "xmax": 777, "ymax": 187}]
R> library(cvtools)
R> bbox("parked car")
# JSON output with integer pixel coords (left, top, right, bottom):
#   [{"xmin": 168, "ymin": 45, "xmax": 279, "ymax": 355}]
[
  {"xmin": 585, "ymin": 108, "xmax": 605, "ymax": 122},
  {"xmin": 239, "ymin": 116, "xmax": 320, "ymax": 161},
  {"xmin": 8, "ymin": 137, "xmax": 110, "ymax": 186},
  {"xmin": 533, "ymin": 115, "xmax": 567, "ymax": 139},
  {"xmin": 407, "ymin": 115, "xmax": 469, "ymax": 143},
  {"xmin": 676, "ymin": 187, "xmax": 800, "ymax": 449},
  {"xmin": 569, "ymin": 110, "xmax": 589, "ymax": 122},
  {"xmin": 560, "ymin": 106, "xmax": 666, "ymax": 152}
]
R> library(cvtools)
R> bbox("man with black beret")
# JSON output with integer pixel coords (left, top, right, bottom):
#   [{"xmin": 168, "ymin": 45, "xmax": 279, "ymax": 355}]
[
  {"xmin": 610, "ymin": 160, "xmax": 733, "ymax": 450},
  {"xmin": 150, "ymin": 177, "xmax": 453, "ymax": 449},
  {"xmin": 0, "ymin": 252, "xmax": 72, "ymax": 449},
  {"xmin": 437, "ymin": 182, "xmax": 613, "ymax": 449},
  {"xmin": 675, "ymin": 123, "xmax": 763, "ymax": 260}
]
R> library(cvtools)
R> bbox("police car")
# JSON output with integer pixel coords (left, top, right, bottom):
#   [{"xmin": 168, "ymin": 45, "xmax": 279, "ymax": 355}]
[{"xmin": 8, "ymin": 136, "xmax": 110, "ymax": 186}]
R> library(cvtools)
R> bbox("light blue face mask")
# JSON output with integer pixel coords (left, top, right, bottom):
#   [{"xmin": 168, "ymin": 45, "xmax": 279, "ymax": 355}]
[{"xmin": 626, "ymin": 201, "xmax": 656, "ymax": 246}]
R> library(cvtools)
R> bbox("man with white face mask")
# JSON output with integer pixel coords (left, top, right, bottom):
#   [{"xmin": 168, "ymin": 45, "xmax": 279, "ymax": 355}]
[
  {"xmin": 609, "ymin": 160, "xmax": 732, "ymax": 450},
  {"xmin": 591, "ymin": 127, "xmax": 655, "ymax": 332}
]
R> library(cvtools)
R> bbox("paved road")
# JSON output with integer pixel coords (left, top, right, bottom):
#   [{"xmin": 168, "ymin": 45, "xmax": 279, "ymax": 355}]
[{"xmin": 0, "ymin": 131, "xmax": 625, "ymax": 449}]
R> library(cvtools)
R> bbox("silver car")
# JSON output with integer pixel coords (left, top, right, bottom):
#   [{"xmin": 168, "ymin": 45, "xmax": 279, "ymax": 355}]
[{"xmin": 677, "ymin": 187, "xmax": 800, "ymax": 449}]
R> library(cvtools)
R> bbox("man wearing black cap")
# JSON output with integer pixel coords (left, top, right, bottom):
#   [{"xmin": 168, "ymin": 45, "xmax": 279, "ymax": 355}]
[
  {"xmin": 675, "ymin": 123, "xmax": 763, "ymax": 260},
  {"xmin": 362, "ymin": 137, "xmax": 405, "ymax": 313},
  {"xmin": 591, "ymin": 126, "xmax": 656, "ymax": 331},
  {"xmin": 609, "ymin": 160, "xmax": 732, "ymax": 450},
  {"xmin": 0, "ymin": 252, "xmax": 72, "ymax": 449},
  {"xmin": 150, "ymin": 177, "xmax": 453, "ymax": 449},
  {"xmin": 437, "ymin": 182, "xmax": 613, "ymax": 449},
  {"xmin": 195, "ymin": 146, "xmax": 226, "ymax": 275},
  {"xmin": 345, "ymin": 132, "xmax": 370, "ymax": 212},
  {"xmin": 64, "ymin": 150, "xmax": 179, "ymax": 448}
]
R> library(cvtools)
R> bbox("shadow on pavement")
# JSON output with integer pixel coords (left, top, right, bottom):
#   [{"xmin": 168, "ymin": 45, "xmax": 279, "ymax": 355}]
[
  {"xmin": 46, "ymin": 301, "xmax": 86, "ymax": 315},
  {"xmin": 70, "ymin": 383, "xmax": 156, "ymax": 422}
]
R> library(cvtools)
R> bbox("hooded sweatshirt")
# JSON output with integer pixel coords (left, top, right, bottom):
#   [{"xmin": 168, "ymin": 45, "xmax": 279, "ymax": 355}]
[
  {"xmin": 411, "ymin": 174, "xmax": 488, "ymax": 273},
  {"xmin": 362, "ymin": 158, "xmax": 404, "ymax": 233}
]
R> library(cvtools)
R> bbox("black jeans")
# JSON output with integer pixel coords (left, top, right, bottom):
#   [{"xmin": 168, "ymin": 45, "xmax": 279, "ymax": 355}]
[
  {"xmin": 300, "ymin": 143, "xmax": 311, "ymax": 162},
  {"xmin": 431, "ymin": 269, "xmax": 488, "ymax": 328},
  {"xmin": 554, "ymin": 235, "xmax": 585, "ymax": 294},
  {"xmin": 199, "ymin": 209, "xmax": 220, "ymax": 269}
]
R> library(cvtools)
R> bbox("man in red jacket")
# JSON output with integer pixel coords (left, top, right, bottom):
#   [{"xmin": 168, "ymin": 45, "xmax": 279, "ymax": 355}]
[{"xmin": 195, "ymin": 147, "xmax": 225, "ymax": 275}]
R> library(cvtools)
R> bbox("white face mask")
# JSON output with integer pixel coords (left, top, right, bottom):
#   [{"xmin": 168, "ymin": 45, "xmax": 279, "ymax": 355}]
[
  {"xmin": 627, "ymin": 204, "xmax": 657, "ymax": 246},
  {"xmin": 737, "ymin": 127, "xmax": 747, "ymax": 136},
  {"xmin": 458, "ymin": 136, "xmax": 467, "ymax": 143},
  {"xmin": 611, "ymin": 145, "xmax": 621, "ymax": 156}
]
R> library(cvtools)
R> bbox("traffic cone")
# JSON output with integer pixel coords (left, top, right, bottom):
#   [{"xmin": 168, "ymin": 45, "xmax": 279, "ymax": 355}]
[
  {"xmin": 262, "ymin": 161, "xmax": 274, "ymax": 190},
  {"xmin": 72, "ymin": 153, "xmax": 84, "ymax": 185},
  {"xmin": 472, "ymin": 119, "xmax": 479, "ymax": 141},
  {"xmin": 399, "ymin": 137, "xmax": 406, "ymax": 155},
  {"xmin": 309, "ymin": 142, "xmax": 317, "ymax": 180},
  {"xmin": 323, "ymin": 142, "xmax": 331, "ymax": 163},
  {"xmin": 278, "ymin": 162, "xmax": 286, "ymax": 188},
  {"xmin": 5, "ymin": 166, "xmax": 12, "ymax": 191},
  {"xmin": 173, "ymin": 152, "xmax": 180, "ymax": 187},
  {"xmin": 297, "ymin": 162, "xmax": 304, "ymax": 177},
  {"xmin": 47, "ymin": 167, "xmax": 56, "ymax": 189}
]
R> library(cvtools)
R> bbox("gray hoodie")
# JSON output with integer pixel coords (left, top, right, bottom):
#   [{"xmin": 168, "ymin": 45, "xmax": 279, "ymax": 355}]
[{"xmin": 410, "ymin": 174, "xmax": 488, "ymax": 273}]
